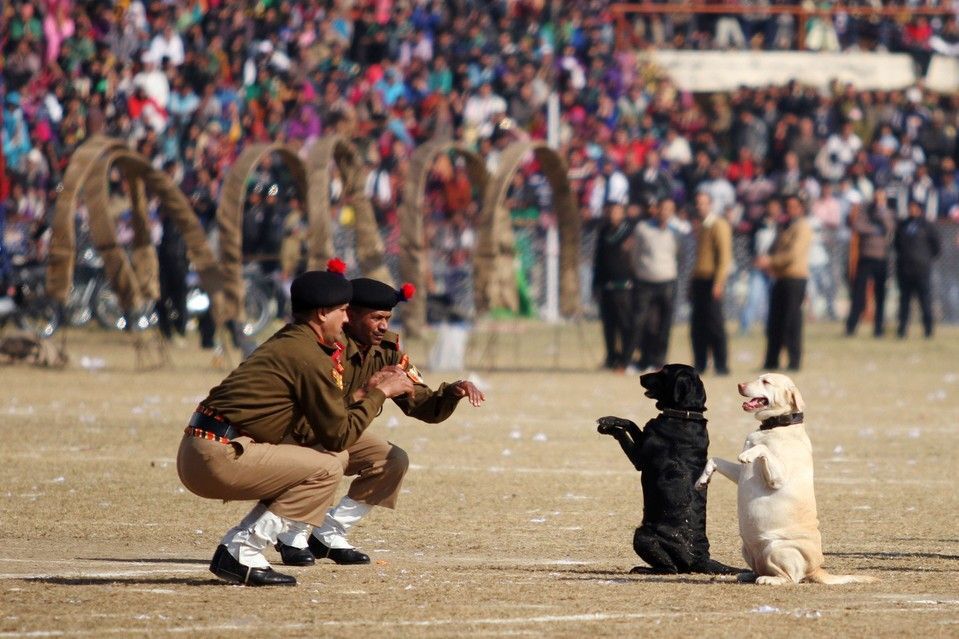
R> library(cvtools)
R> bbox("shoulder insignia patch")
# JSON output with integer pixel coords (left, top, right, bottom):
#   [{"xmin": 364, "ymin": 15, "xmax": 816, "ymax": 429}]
[
  {"xmin": 331, "ymin": 342, "xmax": 345, "ymax": 390},
  {"xmin": 399, "ymin": 353, "xmax": 424, "ymax": 384}
]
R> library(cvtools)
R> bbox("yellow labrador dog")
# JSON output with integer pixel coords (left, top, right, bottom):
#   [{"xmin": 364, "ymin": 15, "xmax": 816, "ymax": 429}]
[{"xmin": 695, "ymin": 373, "xmax": 876, "ymax": 585}]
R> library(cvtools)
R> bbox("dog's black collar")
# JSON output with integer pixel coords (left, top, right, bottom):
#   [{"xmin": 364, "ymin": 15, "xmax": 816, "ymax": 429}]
[
  {"xmin": 661, "ymin": 408, "xmax": 707, "ymax": 422},
  {"xmin": 760, "ymin": 412, "xmax": 804, "ymax": 430}
]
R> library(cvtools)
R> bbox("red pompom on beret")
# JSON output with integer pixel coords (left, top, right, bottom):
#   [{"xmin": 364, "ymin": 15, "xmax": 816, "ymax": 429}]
[
  {"xmin": 326, "ymin": 257, "xmax": 347, "ymax": 274},
  {"xmin": 350, "ymin": 278, "xmax": 412, "ymax": 310}
]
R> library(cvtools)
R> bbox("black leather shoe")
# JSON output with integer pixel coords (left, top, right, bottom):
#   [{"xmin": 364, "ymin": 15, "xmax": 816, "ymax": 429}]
[
  {"xmin": 275, "ymin": 541, "xmax": 316, "ymax": 566},
  {"xmin": 308, "ymin": 536, "xmax": 371, "ymax": 564},
  {"xmin": 209, "ymin": 544, "xmax": 297, "ymax": 586}
]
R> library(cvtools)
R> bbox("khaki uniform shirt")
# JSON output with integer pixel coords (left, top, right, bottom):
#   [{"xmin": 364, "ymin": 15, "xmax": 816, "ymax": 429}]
[
  {"xmin": 342, "ymin": 331, "xmax": 462, "ymax": 424},
  {"xmin": 201, "ymin": 323, "xmax": 386, "ymax": 451},
  {"xmin": 692, "ymin": 215, "xmax": 733, "ymax": 284},
  {"xmin": 769, "ymin": 216, "xmax": 812, "ymax": 279}
]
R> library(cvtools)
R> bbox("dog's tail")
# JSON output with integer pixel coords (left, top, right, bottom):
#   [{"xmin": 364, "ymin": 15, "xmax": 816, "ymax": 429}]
[{"xmin": 805, "ymin": 568, "xmax": 878, "ymax": 585}]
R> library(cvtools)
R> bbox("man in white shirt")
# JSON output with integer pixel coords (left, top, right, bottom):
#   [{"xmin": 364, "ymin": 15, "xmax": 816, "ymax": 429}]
[
  {"xmin": 134, "ymin": 52, "xmax": 170, "ymax": 109},
  {"xmin": 700, "ymin": 162, "xmax": 736, "ymax": 219},
  {"xmin": 148, "ymin": 23, "xmax": 185, "ymax": 67},
  {"xmin": 817, "ymin": 120, "xmax": 862, "ymax": 182},
  {"xmin": 463, "ymin": 82, "xmax": 507, "ymax": 138},
  {"xmin": 630, "ymin": 198, "xmax": 681, "ymax": 372},
  {"xmin": 589, "ymin": 159, "xmax": 629, "ymax": 220},
  {"xmin": 662, "ymin": 129, "xmax": 693, "ymax": 168}
]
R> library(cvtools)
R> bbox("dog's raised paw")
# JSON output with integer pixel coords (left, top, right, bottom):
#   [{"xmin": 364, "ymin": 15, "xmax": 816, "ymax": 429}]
[{"xmin": 596, "ymin": 416, "xmax": 635, "ymax": 434}]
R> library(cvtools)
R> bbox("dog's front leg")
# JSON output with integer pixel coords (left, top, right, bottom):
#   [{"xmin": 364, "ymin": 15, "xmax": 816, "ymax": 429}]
[
  {"xmin": 695, "ymin": 457, "xmax": 741, "ymax": 490},
  {"xmin": 597, "ymin": 416, "xmax": 646, "ymax": 471},
  {"xmin": 738, "ymin": 445, "xmax": 786, "ymax": 489}
]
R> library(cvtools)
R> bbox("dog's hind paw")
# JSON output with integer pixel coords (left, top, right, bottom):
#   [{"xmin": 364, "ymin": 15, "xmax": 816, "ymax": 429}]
[
  {"xmin": 755, "ymin": 575, "xmax": 794, "ymax": 586},
  {"xmin": 596, "ymin": 415, "xmax": 636, "ymax": 434}
]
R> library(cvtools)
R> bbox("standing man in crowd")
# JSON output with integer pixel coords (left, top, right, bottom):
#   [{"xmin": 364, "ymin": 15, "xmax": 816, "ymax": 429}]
[
  {"xmin": 845, "ymin": 192, "xmax": 895, "ymax": 337},
  {"xmin": 275, "ymin": 277, "xmax": 486, "ymax": 565},
  {"xmin": 630, "ymin": 198, "xmax": 680, "ymax": 372},
  {"xmin": 739, "ymin": 200, "xmax": 778, "ymax": 335},
  {"xmin": 593, "ymin": 203, "xmax": 637, "ymax": 372},
  {"xmin": 895, "ymin": 199, "xmax": 941, "ymax": 338},
  {"xmin": 156, "ymin": 211, "xmax": 189, "ymax": 345},
  {"xmin": 760, "ymin": 194, "xmax": 812, "ymax": 372},
  {"xmin": 177, "ymin": 264, "xmax": 415, "ymax": 586},
  {"xmin": 689, "ymin": 191, "xmax": 732, "ymax": 376}
]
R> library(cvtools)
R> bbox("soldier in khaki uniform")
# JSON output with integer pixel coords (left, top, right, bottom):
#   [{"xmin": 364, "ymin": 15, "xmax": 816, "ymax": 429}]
[
  {"xmin": 689, "ymin": 191, "xmax": 733, "ymax": 375},
  {"xmin": 759, "ymin": 194, "xmax": 812, "ymax": 371},
  {"xmin": 177, "ymin": 265, "xmax": 415, "ymax": 586},
  {"xmin": 275, "ymin": 278, "xmax": 485, "ymax": 565}
]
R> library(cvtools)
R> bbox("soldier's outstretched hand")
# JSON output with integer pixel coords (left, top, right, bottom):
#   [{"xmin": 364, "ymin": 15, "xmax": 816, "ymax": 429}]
[
  {"xmin": 450, "ymin": 381, "xmax": 485, "ymax": 407},
  {"xmin": 366, "ymin": 365, "xmax": 405, "ymax": 388},
  {"xmin": 374, "ymin": 370, "xmax": 416, "ymax": 398}
]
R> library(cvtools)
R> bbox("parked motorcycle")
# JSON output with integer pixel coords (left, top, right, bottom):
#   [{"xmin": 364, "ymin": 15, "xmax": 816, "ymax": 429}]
[
  {"xmin": 184, "ymin": 263, "xmax": 281, "ymax": 338},
  {"xmin": 61, "ymin": 246, "xmax": 156, "ymax": 331},
  {"xmin": 0, "ymin": 261, "xmax": 60, "ymax": 338}
]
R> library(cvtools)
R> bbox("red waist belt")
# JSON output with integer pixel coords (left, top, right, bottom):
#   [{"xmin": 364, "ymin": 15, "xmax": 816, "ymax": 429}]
[{"xmin": 185, "ymin": 405, "xmax": 241, "ymax": 444}]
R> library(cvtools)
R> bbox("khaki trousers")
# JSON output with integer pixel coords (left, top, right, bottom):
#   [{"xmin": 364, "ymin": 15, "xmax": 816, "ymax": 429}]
[
  {"xmin": 333, "ymin": 430, "xmax": 409, "ymax": 510},
  {"xmin": 177, "ymin": 430, "xmax": 409, "ymax": 525},
  {"xmin": 177, "ymin": 435, "xmax": 342, "ymax": 527}
]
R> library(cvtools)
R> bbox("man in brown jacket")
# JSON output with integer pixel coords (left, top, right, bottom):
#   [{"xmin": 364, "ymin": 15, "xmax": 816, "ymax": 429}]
[
  {"xmin": 275, "ymin": 278, "xmax": 486, "ymax": 565},
  {"xmin": 690, "ymin": 191, "xmax": 732, "ymax": 375},
  {"xmin": 759, "ymin": 194, "xmax": 812, "ymax": 371},
  {"xmin": 177, "ymin": 266, "xmax": 415, "ymax": 586}
]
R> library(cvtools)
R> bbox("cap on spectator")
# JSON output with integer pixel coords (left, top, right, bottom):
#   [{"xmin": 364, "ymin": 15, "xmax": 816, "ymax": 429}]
[
  {"xmin": 5, "ymin": 92, "xmax": 21, "ymax": 107},
  {"xmin": 350, "ymin": 278, "xmax": 415, "ymax": 311},
  {"xmin": 290, "ymin": 259, "xmax": 352, "ymax": 313}
]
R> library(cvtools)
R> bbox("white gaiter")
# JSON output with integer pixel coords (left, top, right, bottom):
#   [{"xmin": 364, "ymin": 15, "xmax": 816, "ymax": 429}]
[
  {"xmin": 275, "ymin": 519, "xmax": 312, "ymax": 549},
  {"xmin": 313, "ymin": 497, "xmax": 372, "ymax": 549},
  {"xmin": 220, "ymin": 504, "xmax": 285, "ymax": 568}
]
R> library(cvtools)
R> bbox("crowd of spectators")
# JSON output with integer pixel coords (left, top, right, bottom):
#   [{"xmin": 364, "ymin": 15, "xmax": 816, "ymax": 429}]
[{"xmin": 2, "ymin": 0, "xmax": 959, "ymax": 323}]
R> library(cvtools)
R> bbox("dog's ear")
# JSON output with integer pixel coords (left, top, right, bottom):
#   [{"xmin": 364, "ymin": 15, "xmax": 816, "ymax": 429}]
[
  {"xmin": 787, "ymin": 384, "xmax": 805, "ymax": 412},
  {"xmin": 672, "ymin": 369, "xmax": 705, "ymax": 408},
  {"xmin": 672, "ymin": 375, "xmax": 689, "ymax": 406}
]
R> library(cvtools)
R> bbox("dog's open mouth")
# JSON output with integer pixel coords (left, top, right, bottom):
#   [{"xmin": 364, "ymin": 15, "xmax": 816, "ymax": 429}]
[{"xmin": 742, "ymin": 397, "xmax": 769, "ymax": 412}]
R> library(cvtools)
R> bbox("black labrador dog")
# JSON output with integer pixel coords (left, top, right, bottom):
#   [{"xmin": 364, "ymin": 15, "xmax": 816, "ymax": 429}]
[{"xmin": 597, "ymin": 364, "xmax": 737, "ymax": 574}]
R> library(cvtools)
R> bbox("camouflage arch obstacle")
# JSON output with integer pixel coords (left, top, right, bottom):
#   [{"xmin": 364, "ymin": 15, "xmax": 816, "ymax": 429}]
[
  {"xmin": 476, "ymin": 141, "xmax": 581, "ymax": 318},
  {"xmin": 366, "ymin": 139, "xmax": 583, "ymax": 337},
  {"xmin": 306, "ymin": 135, "xmax": 391, "ymax": 283},
  {"xmin": 47, "ymin": 135, "xmax": 223, "ymax": 320},
  {"xmin": 399, "ymin": 140, "xmax": 489, "ymax": 337},
  {"xmin": 214, "ymin": 142, "xmax": 309, "ymax": 324}
]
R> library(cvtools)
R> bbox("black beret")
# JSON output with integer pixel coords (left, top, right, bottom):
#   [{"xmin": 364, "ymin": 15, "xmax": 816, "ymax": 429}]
[
  {"xmin": 350, "ymin": 278, "xmax": 415, "ymax": 311},
  {"xmin": 290, "ymin": 269, "xmax": 352, "ymax": 313}
]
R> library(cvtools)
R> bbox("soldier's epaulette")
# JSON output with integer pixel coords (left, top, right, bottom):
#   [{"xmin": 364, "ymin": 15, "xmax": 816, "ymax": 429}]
[{"xmin": 380, "ymin": 330, "xmax": 401, "ymax": 351}]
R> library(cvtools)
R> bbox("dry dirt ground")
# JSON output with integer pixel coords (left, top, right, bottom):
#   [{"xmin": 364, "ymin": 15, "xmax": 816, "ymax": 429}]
[{"xmin": 1, "ymin": 320, "xmax": 957, "ymax": 638}]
